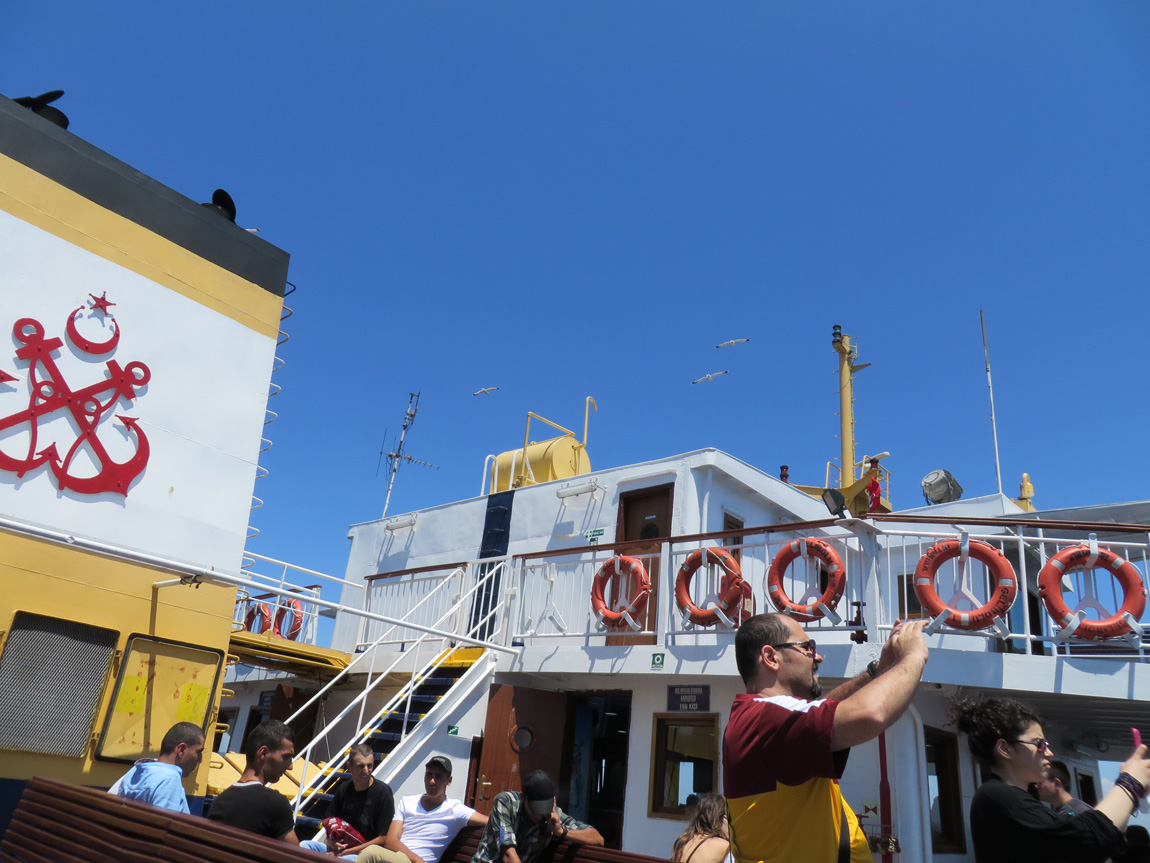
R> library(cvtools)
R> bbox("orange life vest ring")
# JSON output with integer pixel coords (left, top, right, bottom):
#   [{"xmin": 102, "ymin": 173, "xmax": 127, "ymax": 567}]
[
  {"xmin": 1038, "ymin": 545, "xmax": 1146, "ymax": 640},
  {"xmin": 913, "ymin": 539, "xmax": 1017, "ymax": 631},
  {"xmin": 274, "ymin": 597, "xmax": 306, "ymax": 640},
  {"xmin": 590, "ymin": 555, "xmax": 651, "ymax": 630},
  {"xmin": 674, "ymin": 547, "xmax": 745, "ymax": 627},
  {"xmin": 767, "ymin": 538, "xmax": 847, "ymax": 623},
  {"xmin": 245, "ymin": 601, "xmax": 272, "ymax": 634}
]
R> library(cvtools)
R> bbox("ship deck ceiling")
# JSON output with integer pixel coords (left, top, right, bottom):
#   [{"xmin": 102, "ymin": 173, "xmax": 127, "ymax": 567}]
[{"xmin": 966, "ymin": 685, "xmax": 1150, "ymax": 758}]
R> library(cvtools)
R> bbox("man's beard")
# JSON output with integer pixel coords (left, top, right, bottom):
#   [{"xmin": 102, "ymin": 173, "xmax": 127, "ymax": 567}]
[{"xmin": 809, "ymin": 662, "xmax": 822, "ymax": 699}]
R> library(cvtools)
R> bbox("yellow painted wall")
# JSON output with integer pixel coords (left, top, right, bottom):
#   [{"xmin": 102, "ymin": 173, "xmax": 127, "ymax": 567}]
[{"xmin": 0, "ymin": 529, "xmax": 236, "ymax": 794}]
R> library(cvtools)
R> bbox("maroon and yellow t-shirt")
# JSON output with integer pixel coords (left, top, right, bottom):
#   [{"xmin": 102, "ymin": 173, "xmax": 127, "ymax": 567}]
[{"xmin": 722, "ymin": 693, "xmax": 871, "ymax": 863}]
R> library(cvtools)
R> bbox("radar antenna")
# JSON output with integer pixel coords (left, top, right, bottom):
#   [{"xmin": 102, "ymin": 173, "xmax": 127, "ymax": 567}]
[{"xmin": 379, "ymin": 392, "xmax": 439, "ymax": 519}]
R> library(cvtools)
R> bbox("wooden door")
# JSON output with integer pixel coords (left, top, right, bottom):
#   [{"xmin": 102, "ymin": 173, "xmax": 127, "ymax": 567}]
[
  {"xmin": 472, "ymin": 684, "xmax": 568, "ymax": 814},
  {"xmin": 606, "ymin": 484, "xmax": 673, "ymax": 646}
]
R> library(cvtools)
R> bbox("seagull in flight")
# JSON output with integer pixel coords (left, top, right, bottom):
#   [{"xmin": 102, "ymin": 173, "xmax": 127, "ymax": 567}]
[
  {"xmin": 691, "ymin": 371, "xmax": 729, "ymax": 385},
  {"xmin": 716, "ymin": 338, "xmax": 750, "ymax": 349},
  {"xmin": 473, "ymin": 387, "xmax": 500, "ymax": 396}
]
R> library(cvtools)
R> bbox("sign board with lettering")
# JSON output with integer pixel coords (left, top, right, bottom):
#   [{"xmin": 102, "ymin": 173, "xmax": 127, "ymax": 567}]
[{"xmin": 667, "ymin": 685, "xmax": 710, "ymax": 712}]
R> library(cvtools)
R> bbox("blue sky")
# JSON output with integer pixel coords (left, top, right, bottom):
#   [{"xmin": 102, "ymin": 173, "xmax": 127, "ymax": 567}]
[{"xmin": 5, "ymin": 3, "xmax": 1150, "ymax": 581}]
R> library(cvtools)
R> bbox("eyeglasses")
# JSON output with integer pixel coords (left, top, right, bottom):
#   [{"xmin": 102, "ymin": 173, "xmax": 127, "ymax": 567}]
[
  {"xmin": 770, "ymin": 639, "xmax": 817, "ymax": 656},
  {"xmin": 1013, "ymin": 738, "xmax": 1053, "ymax": 753}
]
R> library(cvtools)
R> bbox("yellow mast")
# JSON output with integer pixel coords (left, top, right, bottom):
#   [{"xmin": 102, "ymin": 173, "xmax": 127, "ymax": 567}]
[{"xmin": 831, "ymin": 325, "xmax": 860, "ymax": 487}]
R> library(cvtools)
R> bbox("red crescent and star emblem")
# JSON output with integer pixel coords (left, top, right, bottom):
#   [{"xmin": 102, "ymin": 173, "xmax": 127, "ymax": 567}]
[{"xmin": 0, "ymin": 293, "xmax": 151, "ymax": 496}]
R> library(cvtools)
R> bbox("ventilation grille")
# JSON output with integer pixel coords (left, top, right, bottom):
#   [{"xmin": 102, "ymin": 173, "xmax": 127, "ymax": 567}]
[{"xmin": 0, "ymin": 612, "xmax": 117, "ymax": 756}]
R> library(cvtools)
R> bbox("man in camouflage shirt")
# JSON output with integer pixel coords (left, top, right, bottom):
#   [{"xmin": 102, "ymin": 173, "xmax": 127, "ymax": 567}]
[{"xmin": 470, "ymin": 770, "xmax": 603, "ymax": 863}]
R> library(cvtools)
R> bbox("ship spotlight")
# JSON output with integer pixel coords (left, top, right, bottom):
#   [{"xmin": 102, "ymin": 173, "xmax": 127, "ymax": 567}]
[
  {"xmin": 201, "ymin": 188, "xmax": 237, "ymax": 222},
  {"xmin": 921, "ymin": 470, "xmax": 963, "ymax": 505},
  {"xmin": 822, "ymin": 488, "xmax": 849, "ymax": 518},
  {"xmin": 13, "ymin": 90, "xmax": 69, "ymax": 129}
]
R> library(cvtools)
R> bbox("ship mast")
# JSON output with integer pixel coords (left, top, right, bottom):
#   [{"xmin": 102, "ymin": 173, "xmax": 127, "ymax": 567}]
[{"xmin": 831, "ymin": 324, "xmax": 869, "ymax": 487}]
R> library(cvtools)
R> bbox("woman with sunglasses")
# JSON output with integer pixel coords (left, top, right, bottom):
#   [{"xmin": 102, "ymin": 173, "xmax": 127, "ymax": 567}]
[{"xmin": 949, "ymin": 697, "xmax": 1150, "ymax": 863}]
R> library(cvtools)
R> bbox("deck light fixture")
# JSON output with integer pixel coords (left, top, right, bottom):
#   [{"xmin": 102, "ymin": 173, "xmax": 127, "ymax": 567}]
[
  {"xmin": 383, "ymin": 514, "xmax": 417, "ymax": 532},
  {"xmin": 556, "ymin": 480, "xmax": 603, "ymax": 500},
  {"xmin": 921, "ymin": 470, "xmax": 963, "ymax": 505},
  {"xmin": 822, "ymin": 488, "xmax": 848, "ymax": 518}
]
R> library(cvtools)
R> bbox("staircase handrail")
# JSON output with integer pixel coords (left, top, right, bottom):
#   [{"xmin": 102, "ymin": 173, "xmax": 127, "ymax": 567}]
[
  {"xmin": 292, "ymin": 593, "xmax": 505, "ymax": 814},
  {"xmin": 291, "ymin": 562, "xmax": 509, "ymax": 809},
  {"xmin": 284, "ymin": 566, "xmax": 469, "ymax": 725}
]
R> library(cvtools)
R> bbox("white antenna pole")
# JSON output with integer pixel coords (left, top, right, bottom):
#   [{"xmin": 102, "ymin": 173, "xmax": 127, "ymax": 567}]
[
  {"xmin": 980, "ymin": 311, "xmax": 1004, "ymax": 496},
  {"xmin": 381, "ymin": 392, "xmax": 439, "ymax": 519}
]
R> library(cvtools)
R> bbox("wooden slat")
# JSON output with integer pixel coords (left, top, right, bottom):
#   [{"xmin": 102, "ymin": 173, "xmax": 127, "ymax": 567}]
[{"xmin": 6, "ymin": 778, "xmax": 671, "ymax": 863}]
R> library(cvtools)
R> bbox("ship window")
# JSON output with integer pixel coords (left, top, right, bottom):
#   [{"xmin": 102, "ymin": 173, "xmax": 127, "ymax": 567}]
[
  {"xmin": 722, "ymin": 515, "xmax": 744, "ymax": 564},
  {"xmin": 0, "ymin": 612, "xmax": 118, "ymax": 756},
  {"xmin": 649, "ymin": 714, "xmax": 718, "ymax": 819},
  {"xmin": 924, "ymin": 725, "xmax": 966, "ymax": 854},
  {"xmin": 897, "ymin": 574, "xmax": 927, "ymax": 620},
  {"xmin": 96, "ymin": 635, "xmax": 223, "ymax": 762}
]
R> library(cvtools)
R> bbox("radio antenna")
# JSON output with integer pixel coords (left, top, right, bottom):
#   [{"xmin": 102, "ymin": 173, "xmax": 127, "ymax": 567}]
[
  {"xmin": 980, "ymin": 311, "xmax": 1004, "ymax": 497},
  {"xmin": 380, "ymin": 392, "xmax": 439, "ymax": 519}
]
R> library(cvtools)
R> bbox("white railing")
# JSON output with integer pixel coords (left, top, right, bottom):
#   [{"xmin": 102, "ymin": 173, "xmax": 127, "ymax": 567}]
[
  {"xmin": 232, "ymin": 552, "xmax": 363, "ymax": 646},
  {"xmin": 496, "ymin": 523, "xmax": 1150, "ymax": 658},
  {"xmin": 359, "ymin": 565, "xmax": 469, "ymax": 650}
]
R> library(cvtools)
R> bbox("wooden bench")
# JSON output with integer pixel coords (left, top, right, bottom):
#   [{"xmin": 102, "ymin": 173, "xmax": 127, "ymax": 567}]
[
  {"xmin": 1, "ymin": 777, "xmax": 672, "ymax": 863},
  {"xmin": 1, "ymin": 776, "xmax": 328, "ymax": 863},
  {"xmin": 439, "ymin": 824, "xmax": 673, "ymax": 863}
]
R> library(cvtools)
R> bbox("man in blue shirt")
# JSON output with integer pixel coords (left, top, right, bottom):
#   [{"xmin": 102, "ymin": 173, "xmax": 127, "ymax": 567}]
[{"xmin": 108, "ymin": 721, "xmax": 205, "ymax": 814}]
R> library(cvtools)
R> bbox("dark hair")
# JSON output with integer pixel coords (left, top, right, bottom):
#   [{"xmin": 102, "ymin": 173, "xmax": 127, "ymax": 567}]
[
  {"xmin": 243, "ymin": 720, "xmax": 294, "ymax": 765},
  {"xmin": 947, "ymin": 697, "xmax": 1042, "ymax": 768},
  {"xmin": 349, "ymin": 744, "xmax": 375, "ymax": 764},
  {"xmin": 1047, "ymin": 760, "xmax": 1071, "ymax": 788},
  {"xmin": 734, "ymin": 614, "xmax": 792, "ymax": 683},
  {"xmin": 671, "ymin": 793, "xmax": 728, "ymax": 862},
  {"xmin": 1127, "ymin": 825, "xmax": 1150, "ymax": 847},
  {"xmin": 160, "ymin": 721, "xmax": 205, "ymax": 755}
]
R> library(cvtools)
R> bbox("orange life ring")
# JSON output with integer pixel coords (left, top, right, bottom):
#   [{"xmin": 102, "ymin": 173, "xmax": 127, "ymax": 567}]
[
  {"xmin": 1038, "ymin": 545, "xmax": 1146, "ymax": 640},
  {"xmin": 274, "ymin": 598, "xmax": 305, "ymax": 640},
  {"xmin": 767, "ymin": 538, "xmax": 846, "ymax": 623},
  {"xmin": 245, "ymin": 602, "xmax": 272, "ymax": 634},
  {"xmin": 674, "ymin": 548, "xmax": 745, "ymax": 627},
  {"xmin": 590, "ymin": 556, "xmax": 651, "ymax": 630},
  {"xmin": 913, "ymin": 540, "xmax": 1017, "ymax": 630}
]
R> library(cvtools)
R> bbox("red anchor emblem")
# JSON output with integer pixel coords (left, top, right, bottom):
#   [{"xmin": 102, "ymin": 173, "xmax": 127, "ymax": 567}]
[{"xmin": 0, "ymin": 294, "xmax": 151, "ymax": 496}]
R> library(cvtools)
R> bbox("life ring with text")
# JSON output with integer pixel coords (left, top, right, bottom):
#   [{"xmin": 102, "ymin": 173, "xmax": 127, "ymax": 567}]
[
  {"xmin": 767, "ymin": 538, "xmax": 846, "ymax": 623},
  {"xmin": 913, "ymin": 540, "xmax": 1017, "ymax": 630},
  {"xmin": 245, "ymin": 602, "xmax": 273, "ymax": 635},
  {"xmin": 1038, "ymin": 545, "xmax": 1146, "ymax": 640},
  {"xmin": 590, "ymin": 556, "xmax": 651, "ymax": 630},
  {"xmin": 674, "ymin": 547, "xmax": 745, "ymax": 627},
  {"xmin": 274, "ymin": 598, "xmax": 305, "ymax": 640}
]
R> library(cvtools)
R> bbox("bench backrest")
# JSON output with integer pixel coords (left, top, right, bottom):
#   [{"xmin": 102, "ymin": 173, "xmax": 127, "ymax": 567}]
[
  {"xmin": 1, "ymin": 776, "xmax": 327, "ymax": 863},
  {"xmin": 439, "ymin": 824, "xmax": 673, "ymax": 863}
]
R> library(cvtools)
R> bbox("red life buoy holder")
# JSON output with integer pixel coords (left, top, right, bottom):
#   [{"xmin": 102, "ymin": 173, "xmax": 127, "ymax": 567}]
[
  {"xmin": 767, "ymin": 538, "xmax": 846, "ymax": 623},
  {"xmin": 274, "ymin": 598, "xmax": 305, "ymax": 640},
  {"xmin": 245, "ymin": 602, "xmax": 272, "ymax": 634},
  {"xmin": 913, "ymin": 539, "xmax": 1017, "ymax": 631},
  {"xmin": 1038, "ymin": 545, "xmax": 1146, "ymax": 640},
  {"xmin": 590, "ymin": 556, "xmax": 651, "ymax": 630},
  {"xmin": 674, "ymin": 548, "xmax": 745, "ymax": 627}
]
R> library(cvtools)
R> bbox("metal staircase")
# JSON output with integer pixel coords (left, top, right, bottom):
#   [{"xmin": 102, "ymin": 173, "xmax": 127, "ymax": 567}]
[{"xmin": 285, "ymin": 562, "xmax": 513, "ymax": 835}]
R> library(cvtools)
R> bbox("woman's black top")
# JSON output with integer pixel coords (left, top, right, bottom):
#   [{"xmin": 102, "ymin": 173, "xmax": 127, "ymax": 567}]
[{"xmin": 971, "ymin": 776, "xmax": 1125, "ymax": 863}]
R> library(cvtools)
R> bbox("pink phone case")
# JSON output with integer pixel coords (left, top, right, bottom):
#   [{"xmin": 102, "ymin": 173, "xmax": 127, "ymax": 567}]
[{"xmin": 1134, "ymin": 728, "xmax": 1143, "ymax": 749}]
